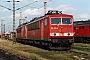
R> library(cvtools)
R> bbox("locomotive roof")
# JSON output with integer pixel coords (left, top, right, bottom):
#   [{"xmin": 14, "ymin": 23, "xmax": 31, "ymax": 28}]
[
  {"xmin": 30, "ymin": 10, "xmax": 63, "ymax": 22},
  {"xmin": 74, "ymin": 20, "xmax": 90, "ymax": 26},
  {"xmin": 17, "ymin": 10, "xmax": 73, "ymax": 28},
  {"xmin": 29, "ymin": 10, "xmax": 73, "ymax": 22},
  {"xmin": 17, "ymin": 22, "xmax": 29, "ymax": 27}
]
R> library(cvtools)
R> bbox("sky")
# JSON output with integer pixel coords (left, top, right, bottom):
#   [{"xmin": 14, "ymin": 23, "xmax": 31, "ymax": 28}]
[{"xmin": 0, "ymin": 0, "xmax": 90, "ymax": 32}]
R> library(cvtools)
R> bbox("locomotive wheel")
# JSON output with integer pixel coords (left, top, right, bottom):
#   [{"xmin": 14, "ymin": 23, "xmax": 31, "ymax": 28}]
[
  {"xmin": 25, "ymin": 40, "xmax": 28, "ymax": 44},
  {"xmin": 39, "ymin": 41, "xmax": 43, "ymax": 47},
  {"xmin": 47, "ymin": 42, "xmax": 52, "ymax": 49}
]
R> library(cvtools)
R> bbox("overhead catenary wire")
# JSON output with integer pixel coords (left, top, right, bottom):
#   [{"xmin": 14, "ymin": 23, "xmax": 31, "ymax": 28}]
[
  {"xmin": 16, "ymin": 1, "xmax": 38, "ymax": 25},
  {"xmin": 0, "ymin": 5, "xmax": 12, "ymax": 11},
  {"xmin": 49, "ymin": 0, "xmax": 52, "ymax": 2},
  {"xmin": 16, "ymin": 1, "xmax": 38, "ymax": 10}
]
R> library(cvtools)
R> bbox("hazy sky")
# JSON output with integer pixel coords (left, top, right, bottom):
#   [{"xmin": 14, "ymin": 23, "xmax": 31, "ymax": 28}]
[{"xmin": 0, "ymin": 0, "xmax": 90, "ymax": 32}]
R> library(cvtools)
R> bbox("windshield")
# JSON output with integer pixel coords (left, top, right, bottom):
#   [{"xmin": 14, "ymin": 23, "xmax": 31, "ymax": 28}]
[
  {"xmin": 51, "ymin": 18, "xmax": 61, "ymax": 24},
  {"xmin": 62, "ymin": 18, "xmax": 72, "ymax": 24},
  {"xmin": 51, "ymin": 18, "xmax": 72, "ymax": 24}
]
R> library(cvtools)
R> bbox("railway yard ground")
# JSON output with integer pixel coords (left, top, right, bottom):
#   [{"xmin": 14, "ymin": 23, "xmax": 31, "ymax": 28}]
[{"xmin": 0, "ymin": 38, "xmax": 90, "ymax": 60}]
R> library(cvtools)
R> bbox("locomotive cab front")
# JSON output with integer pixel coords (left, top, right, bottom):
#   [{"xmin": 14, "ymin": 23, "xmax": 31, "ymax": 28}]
[
  {"xmin": 50, "ymin": 17, "xmax": 74, "ymax": 38},
  {"xmin": 47, "ymin": 11, "xmax": 74, "ymax": 49}
]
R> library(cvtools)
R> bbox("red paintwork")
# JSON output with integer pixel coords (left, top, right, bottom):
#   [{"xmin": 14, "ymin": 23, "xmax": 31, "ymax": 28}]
[
  {"xmin": 16, "ymin": 14, "xmax": 74, "ymax": 40},
  {"xmin": 50, "ymin": 25, "xmax": 74, "ymax": 38},
  {"xmin": 49, "ymin": 14, "xmax": 74, "ymax": 39},
  {"xmin": 22, "ymin": 25, "xmax": 27, "ymax": 38},
  {"xmin": 27, "ymin": 18, "xmax": 49, "ymax": 39},
  {"xmin": 16, "ymin": 27, "xmax": 22, "ymax": 38},
  {"xmin": 74, "ymin": 26, "xmax": 90, "ymax": 36}
]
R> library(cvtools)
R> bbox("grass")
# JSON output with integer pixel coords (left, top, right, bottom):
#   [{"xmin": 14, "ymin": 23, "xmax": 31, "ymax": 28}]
[
  {"xmin": 0, "ymin": 39, "xmax": 74, "ymax": 60},
  {"xmin": 71, "ymin": 49, "xmax": 89, "ymax": 55},
  {"xmin": 0, "ymin": 39, "xmax": 47, "ymax": 60},
  {"xmin": 73, "ymin": 43, "xmax": 90, "ymax": 47},
  {"xmin": 71, "ymin": 43, "xmax": 90, "ymax": 54},
  {"xmin": 1, "ymin": 39, "xmax": 90, "ymax": 60}
]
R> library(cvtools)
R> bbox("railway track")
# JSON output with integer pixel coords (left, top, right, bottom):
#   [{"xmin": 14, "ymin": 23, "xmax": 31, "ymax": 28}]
[
  {"xmin": 71, "ymin": 43, "xmax": 90, "ymax": 60},
  {"xmin": 55, "ymin": 50, "xmax": 89, "ymax": 60},
  {"xmin": 55, "ymin": 43, "xmax": 90, "ymax": 60},
  {"xmin": 0, "ymin": 48, "xmax": 29, "ymax": 60}
]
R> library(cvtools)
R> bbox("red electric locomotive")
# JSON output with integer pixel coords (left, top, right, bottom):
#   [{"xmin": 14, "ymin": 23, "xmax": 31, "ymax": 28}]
[
  {"xmin": 16, "ymin": 10, "xmax": 74, "ymax": 50},
  {"xmin": 74, "ymin": 20, "xmax": 90, "ymax": 43}
]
